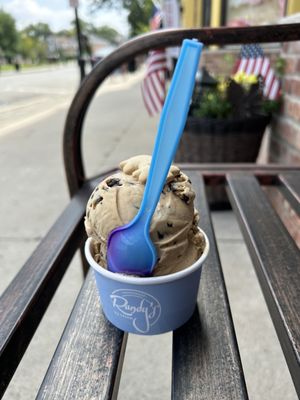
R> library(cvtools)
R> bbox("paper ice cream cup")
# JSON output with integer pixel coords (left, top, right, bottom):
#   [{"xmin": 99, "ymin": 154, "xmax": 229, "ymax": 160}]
[{"xmin": 84, "ymin": 229, "xmax": 209, "ymax": 335}]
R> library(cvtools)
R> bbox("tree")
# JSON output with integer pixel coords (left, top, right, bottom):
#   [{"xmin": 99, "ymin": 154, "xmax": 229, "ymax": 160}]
[
  {"xmin": 18, "ymin": 33, "xmax": 47, "ymax": 63},
  {"xmin": 22, "ymin": 23, "xmax": 52, "ymax": 41},
  {"xmin": 90, "ymin": 25, "xmax": 120, "ymax": 43},
  {"xmin": 0, "ymin": 10, "xmax": 19, "ymax": 60},
  {"xmin": 19, "ymin": 23, "xmax": 51, "ymax": 63},
  {"xmin": 90, "ymin": 0, "xmax": 153, "ymax": 37}
]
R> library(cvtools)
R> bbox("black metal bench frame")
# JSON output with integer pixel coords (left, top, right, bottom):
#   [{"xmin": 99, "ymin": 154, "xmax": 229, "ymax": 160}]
[{"xmin": 0, "ymin": 24, "xmax": 300, "ymax": 399}]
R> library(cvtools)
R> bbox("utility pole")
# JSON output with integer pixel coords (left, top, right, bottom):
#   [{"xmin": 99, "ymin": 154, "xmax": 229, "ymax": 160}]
[{"xmin": 70, "ymin": 0, "xmax": 85, "ymax": 82}]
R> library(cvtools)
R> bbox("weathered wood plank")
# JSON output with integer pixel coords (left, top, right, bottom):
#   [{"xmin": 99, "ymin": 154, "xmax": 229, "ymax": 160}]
[
  {"xmin": 278, "ymin": 172, "xmax": 300, "ymax": 215},
  {"xmin": 36, "ymin": 272, "xmax": 127, "ymax": 400},
  {"xmin": 226, "ymin": 174, "xmax": 300, "ymax": 397},
  {"xmin": 0, "ymin": 176, "xmax": 110, "ymax": 397},
  {"xmin": 172, "ymin": 172, "xmax": 248, "ymax": 400}
]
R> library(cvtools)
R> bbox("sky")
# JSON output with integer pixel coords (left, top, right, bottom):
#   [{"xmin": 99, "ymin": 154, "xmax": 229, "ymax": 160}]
[{"xmin": 0, "ymin": 0, "xmax": 129, "ymax": 36}]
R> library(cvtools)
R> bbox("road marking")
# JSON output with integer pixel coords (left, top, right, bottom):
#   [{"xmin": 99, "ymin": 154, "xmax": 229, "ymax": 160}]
[
  {"xmin": 0, "ymin": 99, "xmax": 48, "ymax": 114},
  {"xmin": 2, "ymin": 87, "xmax": 75, "ymax": 96},
  {"xmin": 0, "ymin": 70, "xmax": 144, "ymax": 137},
  {"xmin": 0, "ymin": 101, "xmax": 70, "ymax": 137}
]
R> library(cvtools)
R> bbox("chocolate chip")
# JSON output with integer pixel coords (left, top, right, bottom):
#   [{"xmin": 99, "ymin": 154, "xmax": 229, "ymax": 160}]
[
  {"xmin": 181, "ymin": 194, "xmax": 190, "ymax": 204},
  {"xmin": 173, "ymin": 240, "xmax": 177, "ymax": 245},
  {"xmin": 95, "ymin": 187, "xmax": 99, "ymax": 191},
  {"xmin": 93, "ymin": 196, "xmax": 103, "ymax": 208},
  {"xmin": 188, "ymin": 179, "xmax": 192, "ymax": 184},
  {"xmin": 167, "ymin": 222, "xmax": 173, "ymax": 228},
  {"xmin": 157, "ymin": 231, "xmax": 164, "ymax": 240},
  {"xmin": 106, "ymin": 178, "xmax": 122, "ymax": 187}
]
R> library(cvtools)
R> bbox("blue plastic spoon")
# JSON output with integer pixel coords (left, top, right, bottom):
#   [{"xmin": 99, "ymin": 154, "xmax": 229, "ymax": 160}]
[{"xmin": 107, "ymin": 39, "xmax": 203, "ymax": 276}]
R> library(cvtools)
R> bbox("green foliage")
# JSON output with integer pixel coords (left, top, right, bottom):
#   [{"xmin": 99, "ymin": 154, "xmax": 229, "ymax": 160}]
[
  {"xmin": 274, "ymin": 57, "xmax": 286, "ymax": 78},
  {"xmin": 0, "ymin": 10, "xmax": 19, "ymax": 59},
  {"xmin": 70, "ymin": 18, "xmax": 121, "ymax": 43},
  {"xmin": 90, "ymin": 0, "xmax": 153, "ymax": 37},
  {"xmin": 261, "ymin": 98, "xmax": 281, "ymax": 115},
  {"xmin": 191, "ymin": 72, "xmax": 281, "ymax": 120},
  {"xmin": 90, "ymin": 25, "xmax": 120, "ymax": 43},
  {"xmin": 226, "ymin": 79, "xmax": 263, "ymax": 118},
  {"xmin": 124, "ymin": 0, "xmax": 153, "ymax": 36},
  {"xmin": 18, "ymin": 33, "xmax": 47, "ymax": 62},
  {"xmin": 193, "ymin": 91, "xmax": 232, "ymax": 119},
  {"xmin": 22, "ymin": 23, "xmax": 52, "ymax": 40},
  {"xmin": 18, "ymin": 23, "xmax": 51, "ymax": 62}
]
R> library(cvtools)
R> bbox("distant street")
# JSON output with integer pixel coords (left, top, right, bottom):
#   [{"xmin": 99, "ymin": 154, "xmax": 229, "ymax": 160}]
[
  {"xmin": 0, "ymin": 63, "xmax": 160, "ymax": 400},
  {"xmin": 0, "ymin": 63, "xmax": 81, "ymax": 137},
  {"xmin": 0, "ymin": 62, "xmax": 156, "ymax": 293}
]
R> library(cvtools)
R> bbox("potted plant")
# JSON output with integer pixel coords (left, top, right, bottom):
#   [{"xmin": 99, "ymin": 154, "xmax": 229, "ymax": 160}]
[{"xmin": 175, "ymin": 70, "xmax": 281, "ymax": 207}]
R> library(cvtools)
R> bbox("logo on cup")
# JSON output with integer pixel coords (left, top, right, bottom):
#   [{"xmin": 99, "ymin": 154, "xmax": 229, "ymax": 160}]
[{"xmin": 110, "ymin": 289, "xmax": 161, "ymax": 333}]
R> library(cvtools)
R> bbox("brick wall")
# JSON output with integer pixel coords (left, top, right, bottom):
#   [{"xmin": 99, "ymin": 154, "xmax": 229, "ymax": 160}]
[
  {"xmin": 200, "ymin": 45, "xmax": 300, "ymax": 165},
  {"xmin": 269, "ymin": 41, "xmax": 300, "ymax": 164},
  {"xmin": 200, "ymin": 46, "xmax": 299, "ymax": 245},
  {"xmin": 200, "ymin": 47, "xmax": 279, "ymax": 76}
]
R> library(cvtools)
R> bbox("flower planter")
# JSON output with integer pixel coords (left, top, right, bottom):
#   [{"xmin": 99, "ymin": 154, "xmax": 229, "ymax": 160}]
[{"xmin": 175, "ymin": 114, "xmax": 271, "ymax": 208}]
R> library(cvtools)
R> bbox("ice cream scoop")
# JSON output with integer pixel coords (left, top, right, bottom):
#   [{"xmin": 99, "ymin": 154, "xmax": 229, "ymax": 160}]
[
  {"xmin": 85, "ymin": 156, "xmax": 204, "ymax": 277},
  {"xmin": 107, "ymin": 39, "xmax": 203, "ymax": 276}
]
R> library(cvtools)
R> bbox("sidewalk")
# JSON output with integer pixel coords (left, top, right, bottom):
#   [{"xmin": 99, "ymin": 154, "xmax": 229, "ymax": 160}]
[
  {"xmin": 0, "ymin": 61, "xmax": 76, "ymax": 77},
  {"xmin": 0, "ymin": 69, "xmax": 297, "ymax": 399}
]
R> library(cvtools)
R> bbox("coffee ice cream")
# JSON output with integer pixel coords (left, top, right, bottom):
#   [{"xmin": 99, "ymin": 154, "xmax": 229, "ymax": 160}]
[{"xmin": 85, "ymin": 155, "xmax": 205, "ymax": 276}]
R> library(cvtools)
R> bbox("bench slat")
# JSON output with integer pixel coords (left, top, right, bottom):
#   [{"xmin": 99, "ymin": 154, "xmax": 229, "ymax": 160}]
[
  {"xmin": 226, "ymin": 174, "xmax": 300, "ymax": 397},
  {"xmin": 278, "ymin": 173, "xmax": 300, "ymax": 215},
  {"xmin": 172, "ymin": 172, "xmax": 248, "ymax": 400},
  {"xmin": 37, "ymin": 271, "xmax": 126, "ymax": 400},
  {"xmin": 0, "ymin": 179, "xmax": 99, "ymax": 397}
]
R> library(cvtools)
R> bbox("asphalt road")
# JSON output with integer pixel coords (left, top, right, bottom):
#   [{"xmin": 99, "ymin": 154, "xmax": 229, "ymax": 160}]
[
  {"xmin": 0, "ymin": 63, "xmax": 157, "ymax": 292},
  {"xmin": 0, "ymin": 64, "xmax": 165, "ymax": 400},
  {"xmin": 0, "ymin": 64, "xmax": 78, "ymax": 136}
]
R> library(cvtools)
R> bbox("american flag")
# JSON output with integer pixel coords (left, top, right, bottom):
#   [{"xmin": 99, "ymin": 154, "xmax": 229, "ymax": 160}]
[
  {"xmin": 234, "ymin": 44, "xmax": 280, "ymax": 100},
  {"xmin": 141, "ymin": 6, "xmax": 168, "ymax": 116}
]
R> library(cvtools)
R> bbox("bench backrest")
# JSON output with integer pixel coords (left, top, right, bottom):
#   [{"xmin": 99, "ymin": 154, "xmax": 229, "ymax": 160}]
[{"xmin": 63, "ymin": 23, "xmax": 300, "ymax": 195}]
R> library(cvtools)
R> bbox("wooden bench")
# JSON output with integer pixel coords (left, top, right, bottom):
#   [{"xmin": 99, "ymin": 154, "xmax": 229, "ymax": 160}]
[{"xmin": 1, "ymin": 24, "xmax": 300, "ymax": 399}]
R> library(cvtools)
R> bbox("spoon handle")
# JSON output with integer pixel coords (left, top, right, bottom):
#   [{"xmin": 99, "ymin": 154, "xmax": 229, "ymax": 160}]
[{"xmin": 139, "ymin": 39, "xmax": 203, "ymax": 228}]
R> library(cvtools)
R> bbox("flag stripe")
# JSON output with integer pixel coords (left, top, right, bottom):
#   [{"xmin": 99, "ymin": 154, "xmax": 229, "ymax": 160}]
[
  {"xmin": 147, "ymin": 52, "xmax": 166, "ymax": 64},
  {"xmin": 234, "ymin": 44, "xmax": 280, "ymax": 100},
  {"xmin": 141, "ymin": 6, "xmax": 168, "ymax": 116},
  {"xmin": 264, "ymin": 68, "xmax": 274, "ymax": 97},
  {"xmin": 147, "ymin": 62, "xmax": 168, "ymax": 75},
  {"xmin": 253, "ymin": 57, "xmax": 263, "ymax": 75},
  {"xmin": 141, "ymin": 82, "xmax": 155, "ymax": 115},
  {"xmin": 151, "ymin": 72, "xmax": 165, "ymax": 99},
  {"xmin": 145, "ymin": 76, "xmax": 161, "ymax": 113},
  {"xmin": 246, "ymin": 58, "xmax": 255, "ymax": 75},
  {"xmin": 143, "ymin": 79, "xmax": 159, "ymax": 115},
  {"xmin": 150, "ymin": 74, "xmax": 164, "ymax": 107},
  {"xmin": 238, "ymin": 58, "xmax": 248, "ymax": 73},
  {"xmin": 269, "ymin": 79, "xmax": 280, "ymax": 100},
  {"xmin": 142, "ymin": 49, "xmax": 167, "ymax": 116}
]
